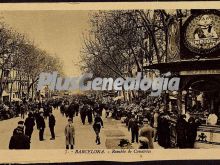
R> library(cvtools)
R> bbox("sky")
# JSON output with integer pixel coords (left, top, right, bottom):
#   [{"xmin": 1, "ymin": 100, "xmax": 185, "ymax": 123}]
[{"xmin": 1, "ymin": 10, "xmax": 90, "ymax": 76}]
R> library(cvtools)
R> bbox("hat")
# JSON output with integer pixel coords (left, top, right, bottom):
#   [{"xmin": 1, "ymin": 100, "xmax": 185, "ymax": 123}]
[
  {"xmin": 143, "ymin": 118, "xmax": 149, "ymax": 123},
  {"xmin": 18, "ymin": 121, "xmax": 24, "ymax": 125},
  {"xmin": 28, "ymin": 112, "xmax": 33, "ymax": 117}
]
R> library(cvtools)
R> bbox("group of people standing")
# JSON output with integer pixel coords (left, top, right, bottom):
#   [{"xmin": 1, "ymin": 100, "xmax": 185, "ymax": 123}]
[
  {"xmin": 106, "ymin": 98, "xmax": 201, "ymax": 149},
  {"xmin": 9, "ymin": 100, "xmax": 57, "ymax": 149},
  {"xmin": 176, "ymin": 115, "xmax": 200, "ymax": 148},
  {"xmin": 128, "ymin": 116, "xmax": 155, "ymax": 149}
]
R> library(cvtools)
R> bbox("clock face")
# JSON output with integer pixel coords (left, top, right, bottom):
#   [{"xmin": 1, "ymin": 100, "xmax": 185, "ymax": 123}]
[{"xmin": 183, "ymin": 13, "xmax": 220, "ymax": 55}]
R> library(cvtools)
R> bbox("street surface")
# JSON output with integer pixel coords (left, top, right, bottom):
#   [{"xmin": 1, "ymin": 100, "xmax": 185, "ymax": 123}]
[
  {"xmin": 0, "ymin": 108, "xmax": 219, "ymax": 149},
  {"xmin": 0, "ymin": 108, "xmax": 139, "ymax": 149}
]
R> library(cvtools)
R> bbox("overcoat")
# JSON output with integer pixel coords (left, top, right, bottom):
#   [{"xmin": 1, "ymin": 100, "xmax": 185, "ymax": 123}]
[{"xmin": 65, "ymin": 124, "xmax": 75, "ymax": 145}]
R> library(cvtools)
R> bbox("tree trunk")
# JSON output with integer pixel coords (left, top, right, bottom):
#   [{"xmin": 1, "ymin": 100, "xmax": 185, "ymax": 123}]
[
  {"xmin": 27, "ymin": 75, "xmax": 30, "ymax": 100},
  {"xmin": 27, "ymin": 78, "xmax": 39, "ymax": 100},
  {"xmin": 0, "ymin": 69, "xmax": 4, "ymax": 102},
  {"xmin": 9, "ymin": 81, "xmax": 13, "ymax": 103},
  {"xmin": 31, "ymin": 81, "xmax": 34, "ymax": 99},
  {"xmin": 18, "ymin": 74, "xmax": 22, "ymax": 99}
]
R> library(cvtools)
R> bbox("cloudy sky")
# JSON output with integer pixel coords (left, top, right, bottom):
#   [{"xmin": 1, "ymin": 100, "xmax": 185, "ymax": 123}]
[{"xmin": 1, "ymin": 10, "xmax": 90, "ymax": 76}]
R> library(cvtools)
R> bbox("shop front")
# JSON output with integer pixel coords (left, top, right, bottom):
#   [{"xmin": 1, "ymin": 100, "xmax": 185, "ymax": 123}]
[{"xmin": 145, "ymin": 9, "xmax": 220, "ymax": 145}]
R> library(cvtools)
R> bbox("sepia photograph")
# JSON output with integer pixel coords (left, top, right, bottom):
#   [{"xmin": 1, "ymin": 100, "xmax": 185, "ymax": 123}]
[{"xmin": 0, "ymin": 4, "xmax": 220, "ymax": 158}]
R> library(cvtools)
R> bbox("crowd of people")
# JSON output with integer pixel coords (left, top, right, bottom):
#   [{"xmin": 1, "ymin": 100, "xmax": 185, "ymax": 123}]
[
  {"xmin": 6, "ymin": 94, "xmax": 202, "ymax": 150},
  {"xmin": 8, "ymin": 96, "xmax": 105, "ymax": 149},
  {"xmin": 9, "ymin": 99, "xmax": 58, "ymax": 149},
  {"xmin": 107, "ymin": 97, "xmax": 201, "ymax": 149}
]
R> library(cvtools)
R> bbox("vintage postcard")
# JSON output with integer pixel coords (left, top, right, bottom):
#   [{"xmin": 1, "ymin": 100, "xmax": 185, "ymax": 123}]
[{"xmin": 0, "ymin": 1, "xmax": 220, "ymax": 164}]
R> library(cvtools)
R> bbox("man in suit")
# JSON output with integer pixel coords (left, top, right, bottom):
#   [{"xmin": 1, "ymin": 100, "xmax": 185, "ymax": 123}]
[
  {"xmin": 24, "ymin": 112, "xmax": 35, "ymax": 141},
  {"xmin": 9, "ymin": 121, "xmax": 30, "ymax": 149},
  {"xmin": 49, "ymin": 111, "xmax": 56, "ymax": 140},
  {"xmin": 37, "ymin": 111, "xmax": 46, "ymax": 141},
  {"xmin": 128, "ymin": 114, "xmax": 139, "ymax": 143}
]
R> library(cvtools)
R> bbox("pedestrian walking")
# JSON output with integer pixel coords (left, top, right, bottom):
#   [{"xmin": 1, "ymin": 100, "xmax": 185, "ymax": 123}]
[
  {"xmin": 9, "ymin": 121, "xmax": 30, "ymax": 149},
  {"xmin": 176, "ymin": 114, "xmax": 188, "ymax": 148},
  {"xmin": 65, "ymin": 118, "xmax": 75, "ymax": 149},
  {"xmin": 87, "ymin": 105, "xmax": 93, "ymax": 124},
  {"xmin": 186, "ymin": 117, "xmax": 200, "ymax": 148},
  {"xmin": 105, "ymin": 107, "xmax": 110, "ymax": 118},
  {"xmin": 93, "ymin": 113, "xmax": 104, "ymax": 145},
  {"xmin": 64, "ymin": 103, "xmax": 69, "ymax": 118},
  {"xmin": 93, "ymin": 102, "xmax": 100, "ymax": 115},
  {"xmin": 128, "ymin": 114, "xmax": 139, "ymax": 143},
  {"xmin": 24, "ymin": 112, "xmax": 35, "ymax": 141},
  {"xmin": 60, "ymin": 102, "xmax": 65, "ymax": 116},
  {"xmin": 67, "ymin": 102, "xmax": 75, "ymax": 120},
  {"xmin": 15, "ymin": 102, "xmax": 21, "ymax": 117},
  {"xmin": 37, "ymin": 111, "xmax": 46, "ymax": 141},
  {"xmin": 20, "ymin": 103, "xmax": 25, "ymax": 119},
  {"xmin": 49, "ymin": 111, "xmax": 56, "ymax": 140},
  {"xmin": 139, "ymin": 118, "xmax": 154, "ymax": 149},
  {"xmin": 73, "ymin": 101, "xmax": 79, "ymax": 116},
  {"xmin": 13, "ymin": 120, "xmax": 24, "ymax": 135},
  {"xmin": 80, "ymin": 104, "xmax": 87, "ymax": 125},
  {"xmin": 43, "ymin": 103, "xmax": 52, "ymax": 120}
]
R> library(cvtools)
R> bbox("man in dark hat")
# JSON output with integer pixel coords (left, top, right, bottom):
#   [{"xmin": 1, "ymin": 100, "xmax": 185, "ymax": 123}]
[
  {"xmin": 87, "ymin": 105, "xmax": 93, "ymax": 124},
  {"xmin": 24, "ymin": 112, "xmax": 35, "ymax": 141},
  {"xmin": 128, "ymin": 114, "xmax": 139, "ymax": 143},
  {"xmin": 73, "ymin": 101, "xmax": 79, "ymax": 116},
  {"xmin": 13, "ymin": 121, "xmax": 25, "ymax": 135},
  {"xmin": 49, "ymin": 111, "xmax": 56, "ymax": 140},
  {"xmin": 20, "ymin": 103, "xmax": 25, "ymax": 119},
  {"xmin": 9, "ymin": 121, "xmax": 30, "ymax": 149},
  {"xmin": 80, "ymin": 103, "xmax": 87, "ymax": 125},
  {"xmin": 37, "ymin": 111, "xmax": 46, "ymax": 141}
]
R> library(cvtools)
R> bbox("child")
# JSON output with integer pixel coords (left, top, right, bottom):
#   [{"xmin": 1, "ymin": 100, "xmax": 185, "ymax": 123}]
[{"xmin": 65, "ymin": 118, "xmax": 75, "ymax": 149}]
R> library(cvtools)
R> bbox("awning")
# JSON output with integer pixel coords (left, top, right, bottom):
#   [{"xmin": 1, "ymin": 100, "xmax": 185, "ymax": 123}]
[{"xmin": 144, "ymin": 58, "xmax": 220, "ymax": 73}]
